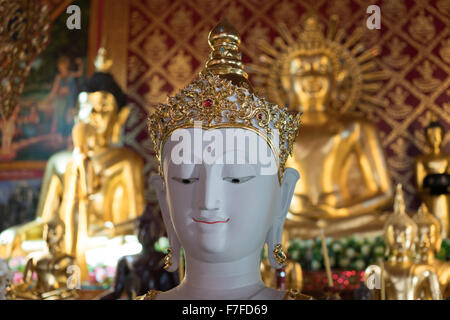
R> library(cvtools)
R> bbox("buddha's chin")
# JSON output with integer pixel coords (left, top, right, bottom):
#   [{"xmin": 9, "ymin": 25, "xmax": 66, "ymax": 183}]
[{"xmin": 198, "ymin": 232, "xmax": 228, "ymax": 254}]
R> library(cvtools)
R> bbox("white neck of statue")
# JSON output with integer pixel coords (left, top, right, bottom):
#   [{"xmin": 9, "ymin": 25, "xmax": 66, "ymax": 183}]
[{"xmin": 160, "ymin": 249, "xmax": 283, "ymax": 300}]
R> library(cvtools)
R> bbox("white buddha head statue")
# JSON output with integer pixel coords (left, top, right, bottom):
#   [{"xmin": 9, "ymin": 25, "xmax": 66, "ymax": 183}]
[{"xmin": 148, "ymin": 18, "xmax": 301, "ymax": 277}]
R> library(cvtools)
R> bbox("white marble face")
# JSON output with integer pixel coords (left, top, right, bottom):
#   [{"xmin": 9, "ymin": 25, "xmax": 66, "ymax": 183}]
[{"xmin": 161, "ymin": 127, "xmax": 282, "ymax": 263}]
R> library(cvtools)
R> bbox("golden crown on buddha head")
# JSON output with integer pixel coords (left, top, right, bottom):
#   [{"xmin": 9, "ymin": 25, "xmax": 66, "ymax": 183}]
[{"xmin": 148, "ymin": 18, "xmax": 301, "ymax": 183}]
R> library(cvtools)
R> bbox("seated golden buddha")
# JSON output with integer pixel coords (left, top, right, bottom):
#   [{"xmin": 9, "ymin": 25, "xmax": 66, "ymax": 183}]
[
  {"xmin": 415, "ymin": 116, "xmax": 450, "ymax": 238},
  {"xmin": 413, "ymin": 204, "xmax": 450, "ymax": 298},
  {"xmin": 8, "ymin": 216, "xmax": 78, "ymax": 300},
  {"xmin": 0, "ymin": 49, "xmax": 145, "ymax": 280},
  {"xmin": 364, "ymin": 185, "xmax": 442, "ymax": 300},
  {"xmin": 251, "ymin": 15, "xmax": 394, "ymax": 239}
]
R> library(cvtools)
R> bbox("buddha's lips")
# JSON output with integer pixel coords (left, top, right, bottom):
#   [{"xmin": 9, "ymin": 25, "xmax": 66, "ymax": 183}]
[{"xmin": 193, "ymin": 217, "xmax": 230, "ymax": 224}]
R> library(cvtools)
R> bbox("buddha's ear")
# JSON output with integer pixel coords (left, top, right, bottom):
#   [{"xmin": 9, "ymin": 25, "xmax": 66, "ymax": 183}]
[
  {"xmin": 265, "ymin": 168, "xmax": 299, "ymax": 268},
  {"xmin": 112, "ymin": 106, "xmax": 131, "ymax": 144},
  {"xmin": 149, "ymin": 174, "xmax": 181, "ymax": 272},
  {"xmin": 279, "ymin": 168, "xmax": 300, "ymax": 219}
]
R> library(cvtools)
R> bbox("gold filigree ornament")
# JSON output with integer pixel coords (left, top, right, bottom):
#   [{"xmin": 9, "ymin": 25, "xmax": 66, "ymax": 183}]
[
  {"xmin": 0, "ymin": 0, "xmax": 50, "ymax": 119},
  {"xmin": 148, "ymin": 18, "xmax": 301, "ymax": 184},
  {"xmin": 249, "ymin": 14, "xmax": 389, "ymax": 113}
]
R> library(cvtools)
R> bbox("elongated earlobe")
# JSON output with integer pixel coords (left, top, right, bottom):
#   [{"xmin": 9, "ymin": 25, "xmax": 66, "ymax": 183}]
[
  {"xmin": 280, "ymin": 168, "xmax": 300, "ymax": 217},
  {"xmin": 265, "ymin": 168, "xmax": 299, "ymax": 268},
  {"xmin": 265, "ymin": 223, "xmax": 286, "ymax": 268},
  {"xmin": 150, "ymin": 174, "xmax": 181, "ymax": 272}
]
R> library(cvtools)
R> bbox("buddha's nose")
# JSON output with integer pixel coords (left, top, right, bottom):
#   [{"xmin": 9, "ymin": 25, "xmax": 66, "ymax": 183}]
[{"xmin": 198, "ymin": 174, "xmax": 221, "ymax": 211}]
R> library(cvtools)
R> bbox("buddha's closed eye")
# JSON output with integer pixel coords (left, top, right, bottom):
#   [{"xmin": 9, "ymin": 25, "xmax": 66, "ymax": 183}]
[
  {"xmin": 172, "ymin": 176, "xmax": 255, "ymax": 185},
  {"xmin": 172, "ymin": 177, "xmax": 199, "ymax": 185},
  {"xmin": 223, "ymin": 176, "xmax": 255, "ymax": 184}
]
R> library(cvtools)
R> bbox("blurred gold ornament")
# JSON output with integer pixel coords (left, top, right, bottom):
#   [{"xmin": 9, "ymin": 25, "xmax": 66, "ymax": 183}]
[
  {"xmin": 408, "ymin": 10, "xmax": 435, "ymax": 44},
  {"xmin": 7, "ymin": 216, "xmax": 78, "ymax": 300},
  {"xmin": 94, "ymin": 47, "xmax": 113, "ymax": 72},
  {"xmin": 413, "ymin": 60, "xmax": 441, "ymax": 93},
  {"xmin": 0, "ymin": 0, "xmax": 50, "ymax": 118}
]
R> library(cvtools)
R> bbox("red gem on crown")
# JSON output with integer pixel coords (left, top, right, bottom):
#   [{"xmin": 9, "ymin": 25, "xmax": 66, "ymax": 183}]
[{"xmin": 203, "ymin": 99, "xmax": 213, "ymax": 107}]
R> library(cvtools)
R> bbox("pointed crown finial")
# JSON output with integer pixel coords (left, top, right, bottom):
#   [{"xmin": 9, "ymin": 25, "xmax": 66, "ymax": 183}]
[
  {"xmin": 393, "ymin": 183, "xmax": 406, "ymax": 215},
  {"xmin": 202, "ymin": 17, "xmax": 251, "ymax": 90}
]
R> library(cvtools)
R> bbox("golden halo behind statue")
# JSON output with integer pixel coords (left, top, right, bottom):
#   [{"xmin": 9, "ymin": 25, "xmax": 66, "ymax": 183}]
[{"xmin": 249, "ymin": 14, "xmax": 388, "ymax": 113}]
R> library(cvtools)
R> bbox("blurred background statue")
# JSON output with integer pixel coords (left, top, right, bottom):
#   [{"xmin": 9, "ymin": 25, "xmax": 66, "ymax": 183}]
[
  {"xmin": 7, "ymin": 216, "xmax": 78, "ymax": 300},
  {"xmin": 415, "ymin": 116, "xmax": 450, "ymax": 239},
  {"xmin": 0, "ymin": 48, "xmax": 146, "ymax": 282},
  {"xmin": 251, "ymin": 14, "xmax": 393, "ymax": 239},
  {"xmin": 364, "ymin": 185, "xmax": 442, "ymax": 300},
  {"xmin": 58, "ymin": 48, "xmax": 145, "ymax": 281},
  {"xmin": 413, "ymin": 204, "xmax": 450, "ymax": 299},
  {"xmin": 100, "ymin": 211, "xmax": 179, "ymax": 300}
]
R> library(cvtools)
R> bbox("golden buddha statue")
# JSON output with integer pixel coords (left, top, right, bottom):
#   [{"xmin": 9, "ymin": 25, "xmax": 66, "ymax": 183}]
[
  {"xmin": 7, "ymin": 216, "xmax": 78, "ymax": 300},
  {"xmin": 364, "ymin": 185, "xmax": 442, "ymax": 300},
  {"xmin": 413, "ymin": 204, "xmax": 450, "ymax": 298},
  {"xmin": 415, "ymin": 116, "xmax": 450, "ymax": 238},
  {"xmin": 250, "ymin": 15, "xmax": 393, "ymax": 239},
  {"xmin": 0, "ymin": 49, "xmax": 146, "ymax": 281},
  {"xmin": 57, "ymin": 49, "xmax": 145, "ymax": 281}
]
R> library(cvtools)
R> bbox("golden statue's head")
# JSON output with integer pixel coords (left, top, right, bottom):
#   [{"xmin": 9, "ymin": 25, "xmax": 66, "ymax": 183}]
[
  {"xmin": 424, "ymin": 116, "xmax": 445, "ymax": 153},
  {"xmin": 384, "ymin": 184, "xmax": 418, "ymax": 257},
  {"xmin": 76, "ymin": 47, "xmax": 129, "ymax": 149},
  {"xmin": 252, "ymin": 14, "xmax": 387, "ymax": 114},
  {"xmin": 279, "ymin": 17, "xmax": 339, "ymax": 111},
  {"xmin": 413, "ymin": 203, "xmax": 442, "ymax": 255}
]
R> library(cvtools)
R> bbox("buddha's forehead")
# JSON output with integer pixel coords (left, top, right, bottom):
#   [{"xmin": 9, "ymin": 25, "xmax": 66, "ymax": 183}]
[{"xmin": 161, "ymin": 127, "xmax": 277, "ymax": 171}]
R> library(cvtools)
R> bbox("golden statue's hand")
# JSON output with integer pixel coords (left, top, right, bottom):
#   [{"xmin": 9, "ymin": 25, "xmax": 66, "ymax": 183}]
[
  {"xmin": 72, "ymin": 122, "xmax": 96, "ymax": 154},
  {"xmin": 317, "ymin": 204, "xmax": 348, "ymax": 219},
  {"xmin": 299, "ymin": 205, "xmax": 329, "ymax": 219},
  {"xmin": 300, "ymin": 204, "xmax": 347, "ymax": 220}
]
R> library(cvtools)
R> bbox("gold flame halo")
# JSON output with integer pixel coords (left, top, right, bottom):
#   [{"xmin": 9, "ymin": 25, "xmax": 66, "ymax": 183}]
[{"xmin": 249, "ymin": 14, "xmax": 389, "ymax": 113}]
